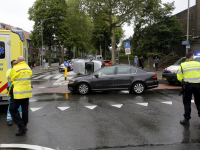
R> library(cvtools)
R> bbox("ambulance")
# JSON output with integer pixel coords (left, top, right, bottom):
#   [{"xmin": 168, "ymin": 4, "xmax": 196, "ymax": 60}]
[{"xmin": 0, "ymin": 30, "xmax": 28, "ymax": 105}]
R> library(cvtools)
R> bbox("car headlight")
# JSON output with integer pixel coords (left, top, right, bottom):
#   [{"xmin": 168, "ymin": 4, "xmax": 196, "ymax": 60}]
[{"xmin": 69, "ymin": 79, "xmax": 75, "ymax": 84}]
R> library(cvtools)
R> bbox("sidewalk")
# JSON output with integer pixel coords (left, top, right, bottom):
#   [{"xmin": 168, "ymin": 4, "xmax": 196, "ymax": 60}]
[{"xmin": 31, "ymin": 63, "xmax": 59, "ymax": 75}]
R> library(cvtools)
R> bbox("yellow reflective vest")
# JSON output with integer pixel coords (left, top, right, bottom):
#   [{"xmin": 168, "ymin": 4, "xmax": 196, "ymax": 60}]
[
  {"xmin": 177, "ymin": 61, "xmax": 200, "ymax": 83},
  {"xmin": 8, "ymin": 61, "xmax": 32, "ymax": 99}
]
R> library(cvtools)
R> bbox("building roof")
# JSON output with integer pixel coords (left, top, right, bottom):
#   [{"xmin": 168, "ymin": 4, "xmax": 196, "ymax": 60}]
[{"xmin": 0, "ymin": 22, "xmax": 31, "ymax": 40}]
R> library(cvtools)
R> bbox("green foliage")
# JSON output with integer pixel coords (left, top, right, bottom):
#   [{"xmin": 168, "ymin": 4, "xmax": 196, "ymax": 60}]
[
  {"xmin": 147, "ymin": 53, "xmax": 166, "ymax": 58},
  {"xmin": 132, "ymin": 0, "xmax": 183, "ymax": 54},
  {"xmin": 28, "ymin": 0, "xmax": 68, "ymax": 65},
  {"xmin": 28, "ymin": 55, "xmax": 32, "ymax": 61}
]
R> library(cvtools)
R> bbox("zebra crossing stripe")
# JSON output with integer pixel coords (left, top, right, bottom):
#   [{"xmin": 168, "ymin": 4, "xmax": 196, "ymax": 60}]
[
  {"xmin": 0, "ymin": 144, "xmax": 54, "ymax": 150},
  {"xmin": 54, "ymin": 74, "xmax": 63, "ymax": 79},
  {"xmin": 32, "ymin": 75, "xmax": 45, "ymax": 79},
  {"xmin": 43, "ymin": 75, "xmax": 54, "ymax": 79}
]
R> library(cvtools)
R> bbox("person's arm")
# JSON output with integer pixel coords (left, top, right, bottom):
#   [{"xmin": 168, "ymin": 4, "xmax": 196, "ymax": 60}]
[
  {"xmin": 8, "ymin": 69, "xmax": 17, "ymax": 82},
  {"xmin": 177, "ymin": 65, "xmax": 183, "ymax": 82}
]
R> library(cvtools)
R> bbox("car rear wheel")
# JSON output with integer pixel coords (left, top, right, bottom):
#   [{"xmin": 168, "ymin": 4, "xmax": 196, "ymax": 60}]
[
  {"xmin": 132, "ymin": 82, "xmax": 145, "ymax": 94},
  {"xmin": 77, "ymin": 83, "xmax": 90, "ymax": 95}
]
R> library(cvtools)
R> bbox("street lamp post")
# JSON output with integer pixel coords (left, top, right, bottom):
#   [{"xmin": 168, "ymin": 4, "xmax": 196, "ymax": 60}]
[
  {"xmin": 186, "ymin": 0, "xmax": 190, "ymax": 54},
  {"xmin": 41, "ymin": 17, "xmax": 56, "ymax": 68}
]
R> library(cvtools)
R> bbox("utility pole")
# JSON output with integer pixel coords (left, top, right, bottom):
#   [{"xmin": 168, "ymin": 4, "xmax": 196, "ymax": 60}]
[{"xmin": 186, "ymin": 0, "xmax": 190, "ymax": 54}]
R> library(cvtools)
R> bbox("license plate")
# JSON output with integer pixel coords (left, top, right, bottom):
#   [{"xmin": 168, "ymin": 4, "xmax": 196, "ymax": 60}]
[{"xmin": 163, "ymin": 78, "xmax": 167, "ymax": 81}]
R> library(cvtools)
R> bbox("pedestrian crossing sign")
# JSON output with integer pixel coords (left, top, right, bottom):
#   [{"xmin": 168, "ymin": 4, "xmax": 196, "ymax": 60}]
[{"xmin": 124, "ymin": 42, "xmax": 130, "ymax": 48}]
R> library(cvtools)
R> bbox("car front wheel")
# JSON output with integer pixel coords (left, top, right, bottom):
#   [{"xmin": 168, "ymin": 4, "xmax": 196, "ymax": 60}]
[
  {"xmin": 77, "ymin": 83, "xmax": 90, "ymax": 95},
  {"xmin": 132, "ymin": 82, "xmax": 145, "ymax": 94}
]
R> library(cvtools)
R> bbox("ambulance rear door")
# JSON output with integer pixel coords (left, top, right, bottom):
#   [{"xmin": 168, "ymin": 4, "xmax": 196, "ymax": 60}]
[{"xmin": 0, "ymin": 34, "xmax": 11, "ymax": 97}]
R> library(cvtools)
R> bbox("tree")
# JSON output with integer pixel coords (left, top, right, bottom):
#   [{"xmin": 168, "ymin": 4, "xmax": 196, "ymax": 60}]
[
  {"xmin": 28, "ymin": 0, "xmax": 68, "ymax": 66},
  {"xmin": 83, "ymin": 0, "xmax": 143, "ymax": 64},
  {"xmin": 132, "ymin": 1, "xmax": 183, "ymax": 53}
]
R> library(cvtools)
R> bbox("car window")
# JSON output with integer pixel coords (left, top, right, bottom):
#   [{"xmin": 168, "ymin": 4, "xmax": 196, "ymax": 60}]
[
  {"xmin": 174, "ymin": 57, "xmax": 186, "ymax": 66},
  {"xmin": 98, "ymin": 67, "xmax": 115, "ymax": 76},
  {"xmin": 117, "ymin": 67, "xmax": 130, "ymax": 74},
  {"xmin": 194, "ymin": 57, "xmax": 200, "ymax": 62}
]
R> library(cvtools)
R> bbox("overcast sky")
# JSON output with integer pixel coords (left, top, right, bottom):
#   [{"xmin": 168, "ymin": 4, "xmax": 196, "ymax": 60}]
[{"xmin": 0, "ymin": 0, "xmax": 196, "ymax": 39}]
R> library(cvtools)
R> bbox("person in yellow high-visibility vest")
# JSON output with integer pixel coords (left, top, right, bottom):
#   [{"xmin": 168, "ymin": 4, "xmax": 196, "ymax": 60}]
[
  {"xmin": 8, "ymin": 56, "xmax": 32, "ymax": 136},
  {"xmin": 177, "ymin": 52, "xmax": 200, "ymax": 126}
]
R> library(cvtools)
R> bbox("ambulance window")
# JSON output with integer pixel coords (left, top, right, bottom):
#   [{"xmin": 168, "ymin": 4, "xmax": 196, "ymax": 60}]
[{"xmin": 0, "ymin": 41, "xmax": 5, "ymax": 59}]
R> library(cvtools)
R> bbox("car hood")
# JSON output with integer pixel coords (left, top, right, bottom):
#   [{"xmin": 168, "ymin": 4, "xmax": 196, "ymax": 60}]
[
  {"xmin": 165, "ymin": 65, "xmax": 179, "ymax": 72},
  {"xmin": 72, "ymin": 74, "xmax": 92, "ymax": 80}
]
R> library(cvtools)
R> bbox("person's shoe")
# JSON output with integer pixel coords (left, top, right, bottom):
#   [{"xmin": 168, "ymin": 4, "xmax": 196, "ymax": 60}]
[
  {"xmin": 15, "ymin": 124, "xmax": 27, "ymax": 136},
  {"xmin": 180, "ymin": 119, "xmax": 190, "ymax": 126},
  {"xmin": 7, "ymin": 120, "xmax": 13, "ymax": 126}
]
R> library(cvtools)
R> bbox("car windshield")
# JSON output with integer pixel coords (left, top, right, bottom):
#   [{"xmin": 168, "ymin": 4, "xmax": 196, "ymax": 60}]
[
  {"xmin": 194, "ymin": 57, "xmax": 200, "ymax": 62},
  {"xmin": 173, "ymin": 57, "xmax": 186, "ymax": 66}
]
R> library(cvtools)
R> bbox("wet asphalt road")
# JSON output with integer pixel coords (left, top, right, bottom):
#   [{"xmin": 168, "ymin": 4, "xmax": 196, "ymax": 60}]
[{"xmin": 1, "ymin": 88, "xmax": 200, "ymax": 150}]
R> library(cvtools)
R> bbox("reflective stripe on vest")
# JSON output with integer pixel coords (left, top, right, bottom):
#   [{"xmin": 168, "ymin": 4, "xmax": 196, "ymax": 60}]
[
  {"xmin": 14, "ymin": 91, "xmax": 32, "ymax": 94},
  {"xmin": 15, "ymin": 78, "xmax": 31, "ymax": 81}
]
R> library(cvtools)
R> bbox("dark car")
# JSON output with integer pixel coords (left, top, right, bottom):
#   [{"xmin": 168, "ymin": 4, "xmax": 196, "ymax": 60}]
[{"xmin": 68, "ymin": 65, "xmax": 158, "ymax": 95}]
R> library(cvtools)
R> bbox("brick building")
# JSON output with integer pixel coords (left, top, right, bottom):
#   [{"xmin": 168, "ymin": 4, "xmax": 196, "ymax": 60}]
[
  {"xmin": 173, "ymin": 0, "xmax": 200, "ymax": 56},
  {"xmin": 0, "ymin": 23, "xmax": 62, "ymax": 62}
]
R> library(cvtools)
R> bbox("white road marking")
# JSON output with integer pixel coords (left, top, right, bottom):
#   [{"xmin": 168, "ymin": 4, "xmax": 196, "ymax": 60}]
[
  {"xmin": 68, "ymin": 71, "xmax": 77, "ymax": 75},
  {"xmin": 192, "ymin": 100, "xmax": 194, "ymax": 103},
  {"xmin": 137, "ymin": 103, "xmax": 148, "ymax": 106},
  {"xmin": 0, "ymin": 144, "xmax": 54, "ymax": 150},
  {"xmin": 30, "ymin": 107, "xmax": 43, "ymax": 112},
  {"xmin": 31, "ymin": 75, "xmax": 37, "ymax": 78},
  {"xmin": 53, "ymin": 74, "xmax": 63, "ymax": 79},
  {"xmin": 112, "ymin": 104, "xmax": 123, "ymax": 108},
  {"xmin": 43, "ymin": 75, "xmax": 54, "ymax": 79},
  {"xmin": 38, "ymin": 87, "xmax": 45, "ymax": 88},
  {"xmin": 161, "ymin": 101, "xmax": 172, "ymax": 105},
  {"xmin": 58, "ymin": 107, "xmax": 70, "ymax": 111},
  {"xmin": 32, "ymin": 75, "xmax": 45, "ymax": 79},
  {"xmin": 85, "ymin": 105, "xmax": 97, "ymax": 110}
]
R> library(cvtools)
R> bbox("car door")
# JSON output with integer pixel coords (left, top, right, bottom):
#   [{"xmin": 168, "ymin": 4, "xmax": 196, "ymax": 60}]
[
  {"xmin": 115, "ymin": 67, "xmax": 137, "ymax": 89},
  {"xmin": 91, "ymin": 67, "xmax": 116, "ymax": 90}
]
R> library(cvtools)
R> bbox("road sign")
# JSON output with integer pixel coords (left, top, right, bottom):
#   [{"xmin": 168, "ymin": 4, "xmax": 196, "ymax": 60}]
[
  {"xmin": 64, "ymin": 62, "xmax": 69, "ymax": 67},
  {"xmin": 182, "ymin": 41, "xmax": 189, "ymax": 45},
  {"xmin": 41, "ymin": 51, "xmax": 45, "ymax": 56},
  {"xmin": 124, "ymin": 42, "xmax": 130, "ymax": 48},
  {"xmin": 125, "ymin": 48, "xmax": 131, "ymax": 55},
  {"xmin": 186, "ymin": 44, "xmax": 190, "ymax": 49}
]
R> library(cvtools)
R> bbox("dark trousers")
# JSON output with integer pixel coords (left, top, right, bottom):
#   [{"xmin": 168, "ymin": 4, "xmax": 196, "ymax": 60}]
[
  {"xmin": 141, "ymin": 63, "xmax": 144, "ymax": 69},
  {"xmin": 155, "ymin": 63, "xmax": 158, "ymax": 71},
  {"xmin": 183, "ymin": 83, "xmax": 200, "ymax": 120},
  {"xmin": 9, "ymin": 97, "xmax": 29, "ymax": 126}
]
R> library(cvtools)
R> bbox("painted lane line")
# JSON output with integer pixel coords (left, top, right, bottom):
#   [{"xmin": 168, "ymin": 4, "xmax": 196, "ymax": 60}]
[
  {"xmin": 85, "ymin": 105, "xmax": 97, "ymax": 110},
  {"xmin": 43, "ymin": 75, "xmax": 54, "ymax": 79},
  {"xmin": 54, "ymin": 74, "xmax": 63, "ymax": 79},
  {"xmin": 112, "ymin": 104, "xmax": 123, "ymax": 108},
  {"xmin": 161, "ymin": 101, "xmax": 172, "ymax": 105},
  {"xmin": 38, "ymin": 87, "xmax": 45, "ymax": 88},
  {"xmin": 0, "ymin": 144, "xmax": 54, "ymax": 150},
  {"xmin": 30, "ymin": 107, "xmax": 43, "ymax": 112},
  {"xmin": 67, "ymin": 71, "xmax": 77, "ymax": 75},
  {"xmin": 137, "ymin": 103, "xmax": 148, "ymax": 106},
  {"xmin": 58, "ymin": 107, "xmax": 70, "ymax": 111},
  {"xmin": 32, "ymin": 75, "xmax": 45, "ymax": 80},
  {"xmin": 192, "ymin": 100, "xmax": 194, "ymax": 103}
]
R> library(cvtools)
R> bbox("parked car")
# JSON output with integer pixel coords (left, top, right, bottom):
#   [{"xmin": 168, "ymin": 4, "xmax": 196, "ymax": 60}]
[
  {"xmin": 68, "ymin": 65, "xmax": 158, "ymax": 95},
  {"xmin": 103, "ymin": 60, "xmax": 112, "ymax": 66},
  {"xmin": 162, "ymin": 56, "xmax": 200, "ymax": 84},
  {"xmin": 59, "ymin": 60, "xmax": 73, "ymax": 72}
]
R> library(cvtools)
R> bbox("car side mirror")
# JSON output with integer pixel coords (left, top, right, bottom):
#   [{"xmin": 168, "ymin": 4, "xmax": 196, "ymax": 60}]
[{"xmin": 94, "ymin": 74, "xmax": 99, "ymax": 78}]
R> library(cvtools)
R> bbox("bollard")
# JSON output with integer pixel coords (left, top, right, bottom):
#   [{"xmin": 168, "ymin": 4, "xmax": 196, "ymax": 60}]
[{"xmin": 65, "ymin": 67, "xmax": 68, "ymax": 80}]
